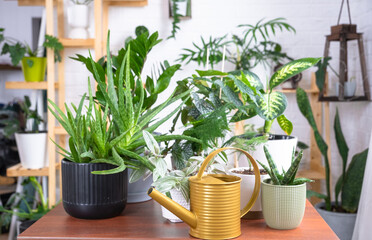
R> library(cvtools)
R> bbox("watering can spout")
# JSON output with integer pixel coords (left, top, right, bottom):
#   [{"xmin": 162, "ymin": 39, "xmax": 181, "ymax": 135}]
[{"xmin": 147, "ymin": 187, "xmax": 197, "ymax": 228}]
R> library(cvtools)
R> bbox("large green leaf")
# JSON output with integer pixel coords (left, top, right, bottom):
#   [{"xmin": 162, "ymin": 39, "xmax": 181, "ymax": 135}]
[
  {"xmin": 315, "ymin": 57, "xmax": 331, "ymax": 92},
  {"xmin": 154, "ymin": 64, "xmax": 181, "ymax": 94},
  {"xmin": 334, "ymin": 108, "xmax": 349, "ymax": 178},
  {"xmin": 255, "ymin": 92, "xmax": 287, "ymax": 121},
  {"xmin": 269, "ymin": 58, "xmax": 320, "ymax": 91},
  {"xmin": 341, "ymin": 149, "xmax": 368, "ymax": 213},
  {"xmin": 277, "ymin": 115, "xmax": 293, "ymax": 135}
]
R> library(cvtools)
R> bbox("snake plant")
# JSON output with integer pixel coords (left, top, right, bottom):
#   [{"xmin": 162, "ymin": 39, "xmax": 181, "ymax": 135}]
[
  {"xmin": 257, "ymin": 146, "xmax": 313, "ymax": 185},
  {"xmin": 296, "ymin": 88, "xmax": 368, "ymax": 212}
]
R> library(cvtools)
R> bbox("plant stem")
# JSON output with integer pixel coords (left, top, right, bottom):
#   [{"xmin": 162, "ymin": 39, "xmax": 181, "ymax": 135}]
[{"xmin": 263, "ymin": 120, "xmax": 273, "ymax": 134}]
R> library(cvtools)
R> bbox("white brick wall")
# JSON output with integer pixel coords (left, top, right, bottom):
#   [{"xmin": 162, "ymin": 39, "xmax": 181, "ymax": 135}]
[{"xmin": 1, "ymin": 0, "xmax": 372, "ymax": 194}]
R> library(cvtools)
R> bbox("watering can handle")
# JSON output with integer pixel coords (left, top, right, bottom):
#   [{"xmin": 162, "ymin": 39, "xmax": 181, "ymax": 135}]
[{"xmin": 196, "ymin": 147, "xmax": 261, "ymax": 218}]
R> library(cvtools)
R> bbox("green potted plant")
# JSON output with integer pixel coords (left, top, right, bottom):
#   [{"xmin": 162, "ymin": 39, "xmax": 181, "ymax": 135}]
[
  {"xmin": 296, "ymin": 87, "xmax": 368, "ymax": 240},
  {"xmin": 0, "ymin": 96, "xmax": 46, "ymax": 169},
  {"xmin": 258, "ymin": 146, "xmax": 313, "ymax": 229},
  {"xmin": 0, "ymin": 29, "xmax": 63, "ymax": 82},
  {"xmin": 178, "ymin": 18, "xmax": 295, "ymax": 72},
  {"xmin": 0, "ymin": 177, "xmax": 52, "ymax": 235},
  {"xmin": 168, "ymin": 0, "xmax": 191, "ymax": 39}
]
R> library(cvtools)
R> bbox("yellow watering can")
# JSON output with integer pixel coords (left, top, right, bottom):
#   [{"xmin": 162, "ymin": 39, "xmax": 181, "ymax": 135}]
[{"xmin": 148, "ymin": 147, "xmax": 261, "ymax": 240}]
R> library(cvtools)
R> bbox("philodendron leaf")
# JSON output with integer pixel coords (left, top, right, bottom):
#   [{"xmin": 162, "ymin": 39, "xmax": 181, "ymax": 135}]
[
  {"xmin": 341, "ymin": 149, "xmax": 368, "ymax": 213},
  {"xmin": 277, "ymin": 115, "xmax": 293, "ymax": 135},
  {"xmin": 255, "ymin": 92, "xmax": 287, "ymax": 121},
  {"xmin": 269, "ymin": 57, "xmax": 321, "ymax": 91},
  {"xmin": 143, "ymin": 130, "xmax": 160, "ymax": 155}
]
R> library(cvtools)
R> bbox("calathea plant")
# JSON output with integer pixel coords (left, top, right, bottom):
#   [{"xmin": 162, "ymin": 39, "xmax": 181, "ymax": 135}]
[
  {"xmin": 68, "ymin": 31, "xmax": 202, "ymax": 177},
  {"xmin": 258, "ymin": 146, "xmax": 313, "ymax": 185},
  {"xmin": 0, "ymin": 96, "xmax": 43, "ymax": 137},
  {"xmin": 296, "ymin": 88, "xmax": 368, "ymax": 212}
]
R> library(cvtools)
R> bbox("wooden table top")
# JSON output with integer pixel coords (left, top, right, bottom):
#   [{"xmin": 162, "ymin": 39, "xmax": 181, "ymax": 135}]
[{"xmin": 19, "ymin": 200, "xmax": 338, "ymax": 240}]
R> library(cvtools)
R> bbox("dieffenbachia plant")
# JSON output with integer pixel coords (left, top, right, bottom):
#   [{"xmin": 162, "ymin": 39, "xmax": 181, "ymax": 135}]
[
  {"xmin": 192, "ymin": 57, "xmax": 321, "ymax": 136},
  {"xmin": 297, "ymin": 88, "xmax": 368, "ymax": 212},
  {"xmin": 258, "ymin": 146, "xmax": 313, "ymax": 185}
]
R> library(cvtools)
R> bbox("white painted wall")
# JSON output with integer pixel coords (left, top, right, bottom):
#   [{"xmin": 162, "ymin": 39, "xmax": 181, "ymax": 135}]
[{"xmin": 1, "ymin": 0, "xmax": 371, "ymax": 195}]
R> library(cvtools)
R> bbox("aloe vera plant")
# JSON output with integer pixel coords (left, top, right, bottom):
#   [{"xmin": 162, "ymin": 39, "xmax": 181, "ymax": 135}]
[
  {"xmin": 257, "ymin": 146, "xmax": 313, "ymax": 185},
  {"xmin": 296, "ymin": 87, "xmax": 368, "ymax": 212},
  {"xmin": 51, "ymin": 31, "xmax": 202, "ymax": 176}
]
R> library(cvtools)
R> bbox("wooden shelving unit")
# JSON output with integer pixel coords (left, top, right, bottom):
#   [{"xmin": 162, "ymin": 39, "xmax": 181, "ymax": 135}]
[{"xmin": 8, "ymin": 0, "xmax": 148, "ymax": 207}]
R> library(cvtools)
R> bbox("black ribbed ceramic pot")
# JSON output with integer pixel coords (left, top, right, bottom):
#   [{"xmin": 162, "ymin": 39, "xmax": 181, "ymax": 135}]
[{"xmin": 61, "ymin": 159, "xmax": 128, "ymax": 219}]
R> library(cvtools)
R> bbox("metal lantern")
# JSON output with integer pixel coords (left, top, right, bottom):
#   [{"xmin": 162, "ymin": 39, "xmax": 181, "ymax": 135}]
[{"xmin": 319, "ymin": 0, "xmax": 370, "ymax": 101}]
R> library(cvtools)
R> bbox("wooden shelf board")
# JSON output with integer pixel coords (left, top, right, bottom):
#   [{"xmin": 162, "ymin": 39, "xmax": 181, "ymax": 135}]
[
  {"xmin": 0, "ymin": 64, "xmax": 21, "ymax": 71},
  {"xmin": 105, "ymin": 0, "xmax": 148, "ymax": 7},
  {"xmin": 6, "ymin": 163, "xmax": 60, "ymax": 177},
  {"xmin": 5, "ymin": 81, "xmax": 59, "ymax": 90},
  {"xmin": 298, "ymin": 169, "xmax": 325, "ymax": 180},
  {"xmin": 60, "ymin": 38, "xmax": 95, "ymax": 48},
  {"xmin": 17, "ymin": 0, "xmax": 56, "ymax": 6},
  {"xmin": 54, "ymin": 126, "xmax": 67, "ymax": 135},
  {"xmin": 319, "ymin": 95, "xmax": 370, "ymax": 102},
  {"xmin": 276, "ymin": 88, "xmax": 319, "ymax": 94}
]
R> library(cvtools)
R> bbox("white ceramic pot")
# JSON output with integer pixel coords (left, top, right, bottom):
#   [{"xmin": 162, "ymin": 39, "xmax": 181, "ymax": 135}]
[
  {"xmin": 161, "ymin": 189, "xmax": 190, "ymax": 222},
  {"xmin": 15, "ymin": 132, "xmax": 47, "ymax": 169},
  {"xmin": 335, "ymin": 81, "xmax": 356, "ymax": 97},
  {"xmin": 237, "ymin": 135, "xmax": 297, "ymax": 174},
  {"xmin": 229, "ymin": 167, "xmax": 269, "ymax": 218},
  {"xmin": 261, "ymin": 180, "xmax": 306, "ymax": 230},
  {"xmin": 127, "ymin": 169, "xmax": 153, "ymax": 203},
  {"xmin": 67, "ymin": 5, "xmax": 89, "ymax": 39},
  {"xmin": 315, "ymin": 202, "xmax": 356, "ymax": 240}
]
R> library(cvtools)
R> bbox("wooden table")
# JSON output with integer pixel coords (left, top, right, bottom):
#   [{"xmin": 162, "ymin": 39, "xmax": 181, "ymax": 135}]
[{"xmin": 19, "ymin": 200, "xmax": 338, "ymax": 240}]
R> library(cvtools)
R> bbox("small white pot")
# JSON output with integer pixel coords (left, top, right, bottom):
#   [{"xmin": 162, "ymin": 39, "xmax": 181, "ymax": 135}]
[
  {"xmin": 15, "ymin": 132, "xmax": 47, "ymax": 169},
  {"xmin": 229, "ymin": 167, "xmax": 269, "ymax": 218},
  {"xmin": 335, "ymin": 81, "xmax": 356, "ymax": 97},
  {"xmin": 238, "ymin": 135, "xmax": 297, "ymax": 174},
  {"xmin": 161, "ymin": 189, "xmax": 190, "ymax": 223},
  {"xmin": 67, "ymin": 5, "xmax": 89, "ymax": 39}
]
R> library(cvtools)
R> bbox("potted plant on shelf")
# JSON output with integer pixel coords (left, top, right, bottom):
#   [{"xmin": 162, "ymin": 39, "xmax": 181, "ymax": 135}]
[
  {"xmin": 67, "ymin": 0, "xmax": 93, "ymax": 39},
  {"xmin": 0, "ymin": 177, "xmax": 53, "ymax": 234},
  {"xmin": 296, "ymin": 87, "xmax": 368, "ymax": 240},
  {"xmin": 0, "ymin": 96, "xmax": 46, "ymax": 169},
  {"xmin": 258, "ymin": 146, "xmax": 313, "ymax": 229},
  {"xmin": 0, "ymin": 29, "xmax": 63, "ymax": 82}
]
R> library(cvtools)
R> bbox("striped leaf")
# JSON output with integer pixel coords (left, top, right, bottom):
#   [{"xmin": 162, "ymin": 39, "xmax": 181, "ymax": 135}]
[
  {"xmin": 263, "ymin": 146, "xmax": 281, "ymax": 185},
  {"xmin": 256, "ymin": 92, "xmax": 287, "ymax": 121},
  {"xmin": 277, "ymin": 114, "xmax": 293, "ymax": 135},
  {"xmin": 269, "ymin": 58, "xmax": 320, "ymax": 91},
  {"xmin": 281, "ymin": 151, "xmax": 303, "ymax": 185}
]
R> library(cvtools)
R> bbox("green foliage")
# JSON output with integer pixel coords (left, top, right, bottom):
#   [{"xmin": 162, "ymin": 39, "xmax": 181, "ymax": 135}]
[
  {"xmin": 0, "ymin": 96, "xmax": 44, "ymax": 137},
  {"xmin": 0, "ymin": 177, "xmax": 52, "ymax": 223},
  {"xmin": 0, "ymin": 28, "xmax": 63, "ymax": 66},
  {"xmin": 178, "ymin": 18, "xmax": 296, "ymax": 71},
  {"xmin": 168, "ymin": 0, "xmax": 186, "ymax": 39},
  {"xmin": 43, "ymin": 35, "xmax": 64, "ymax": 62},
  {"xmin": 258, "ymin": 146, "xmax": 313, "ymax": 185},
  {"xmin": 296, "ymin": 88, "xmax": 368, "ymax": 213}
]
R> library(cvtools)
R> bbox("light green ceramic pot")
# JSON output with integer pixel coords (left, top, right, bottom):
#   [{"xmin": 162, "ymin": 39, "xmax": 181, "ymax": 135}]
[{"xmin": 261, "ymin": 179, "xmax": 306, "ymax": 230}]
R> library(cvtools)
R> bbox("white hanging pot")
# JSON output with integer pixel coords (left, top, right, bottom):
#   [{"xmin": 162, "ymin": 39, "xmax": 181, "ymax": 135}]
[
  {"xmin": 161, "ymin": 189, "xmax": 190, "ymax": 222},
  {"xmin": 335, "ymin": 81, "xmax": 356, "ymax": 97},
  {"xmin": 67, "ymin": 4, "xmax": 89, "ymax": 39},
  {"xmin": 15, "ymin": 132, "xmax": 47, "ymax": 169}
]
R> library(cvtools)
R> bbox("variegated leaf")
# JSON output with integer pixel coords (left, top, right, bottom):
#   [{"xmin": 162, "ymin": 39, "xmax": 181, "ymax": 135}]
[
  {"xmin": 269, "ymin": 58, "xmax": 321, "ymax": 91},
  {"xmin": 255, "ymin": 92, "xmax": 287, "ymax": 121},
  {"xmin": 277, "ymin": 115, "xmax": 293, "ymax": 135}
]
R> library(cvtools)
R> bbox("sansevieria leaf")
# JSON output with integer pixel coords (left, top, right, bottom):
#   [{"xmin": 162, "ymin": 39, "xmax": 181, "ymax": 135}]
[
  {"xmin": 269, "ymin": 57, "xmax": 321, "ymax": 91},
  {"xmin": 255, "ymin": 92, "xmax": 287, "ymax": 121},
  {"xmin": 277, "ymin": 115, "xmax": 293, "ymax": 135}
]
